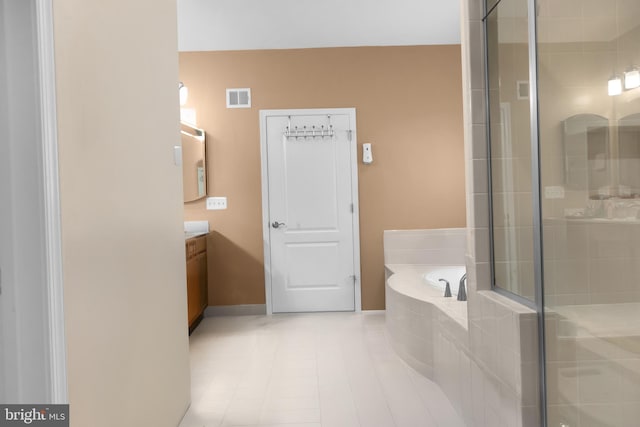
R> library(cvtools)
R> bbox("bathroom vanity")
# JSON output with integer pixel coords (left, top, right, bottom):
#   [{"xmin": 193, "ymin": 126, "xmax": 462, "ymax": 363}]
[{"xmin": 185, "ymin": 233, "xmax": 208, "ymax": 333}]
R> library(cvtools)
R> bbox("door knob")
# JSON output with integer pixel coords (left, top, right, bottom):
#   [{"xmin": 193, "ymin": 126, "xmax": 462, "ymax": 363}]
[{"xmin": 272, "ymin": 221, "xmax": 286, "ymax": 229}]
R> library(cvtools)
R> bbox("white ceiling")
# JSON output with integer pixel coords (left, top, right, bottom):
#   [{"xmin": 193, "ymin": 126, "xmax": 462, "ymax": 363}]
[{"xmin": 177, "ymin": 0, "xmax": 461, "ymax": 52}]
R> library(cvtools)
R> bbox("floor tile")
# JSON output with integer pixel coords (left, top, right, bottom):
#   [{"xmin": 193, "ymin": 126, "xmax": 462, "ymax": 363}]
[
  {"xmin": 263, "ymin": 397, "xmax": 319, "ymax": 410},
  {"xmin": 179, "ymin": 312, "xmax": 465, "ymax": 427},
  {"xmin": 260, "ymin": 407, "xmax": 321, "ymax": 424},
  {"xmin": 179, "ymin": 409, "xmax": 224, "ymax": 427},
  {"xmin": 221, "ymin": 399, "xmax": 262, "ymax": 426}
]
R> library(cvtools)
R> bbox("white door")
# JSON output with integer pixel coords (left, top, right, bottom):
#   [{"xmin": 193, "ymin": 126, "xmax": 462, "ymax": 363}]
[{"xmin": 260, "ymin": 109, "xmax": 361, "ymax": 313}]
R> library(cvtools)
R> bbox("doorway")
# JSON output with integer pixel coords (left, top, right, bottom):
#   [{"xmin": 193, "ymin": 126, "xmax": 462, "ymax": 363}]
[{"xmin": 260, "ymin": 108, "xmax": 361, "ymax": 314}]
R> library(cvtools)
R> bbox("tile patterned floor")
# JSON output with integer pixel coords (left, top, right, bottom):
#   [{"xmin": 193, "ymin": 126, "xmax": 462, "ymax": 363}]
[{"xmin": 179, "ymin": 311, "xmax": 465, "ymax": 427}]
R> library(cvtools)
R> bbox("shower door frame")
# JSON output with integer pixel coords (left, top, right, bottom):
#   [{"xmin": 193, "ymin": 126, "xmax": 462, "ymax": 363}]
[
  {"xmin": 525, "ymin": 0, "xmax": 547, "ymax": 425},
  {"xmin": 482, "ymin": 0, "xmax": 548, "ymax": 425}
]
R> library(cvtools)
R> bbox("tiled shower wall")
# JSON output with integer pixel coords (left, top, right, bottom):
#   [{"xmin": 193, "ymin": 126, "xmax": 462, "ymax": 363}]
[
  {"xmin": 544, "ymin": 219, "xmax": 640, "ymax": 306},
  {"xmin": 383, "ymin": 228, "xmax": 466, "ymax": 265},
  {"xmin": 433, "ymin": 291, "xmax": 539, "ymax": 427},
  {"xmin": 460, "ymin": 0, "xmax": 541, "ymax": 425}
]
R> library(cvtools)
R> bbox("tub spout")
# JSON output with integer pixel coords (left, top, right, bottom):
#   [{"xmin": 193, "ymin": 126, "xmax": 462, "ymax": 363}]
[
  {"xmin": 457, "ymin": 273, "xmax": 467, "ymax": 301},
  {"xmin": 439, "ymin": 279, "xmax": 452, "ymax": 297}
]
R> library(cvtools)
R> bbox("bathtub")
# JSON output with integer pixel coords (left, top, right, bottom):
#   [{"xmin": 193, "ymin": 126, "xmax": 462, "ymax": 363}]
[{"xmin": 423, "ymin": 266, "xmax": 466, "ymax": 296}]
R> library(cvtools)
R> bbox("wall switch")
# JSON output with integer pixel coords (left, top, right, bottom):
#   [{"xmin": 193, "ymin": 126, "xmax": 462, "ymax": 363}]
[
  {"xmin": 544, "ymin": 186, "xmax": 565, "ymax": 199},
  {"xmin": 206, "ymin": 197, "xmax": 227, "ymax": 210},
  {"xmin": 173, "ymin": 146, "xmax": 182, "ymax": 166}
]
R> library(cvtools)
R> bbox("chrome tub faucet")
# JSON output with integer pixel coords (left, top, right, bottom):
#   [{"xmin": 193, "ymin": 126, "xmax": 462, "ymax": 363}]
[
  {"xmin": 439, "ymin": 279, "xmax": 452, "ymax": 297},
  {"xmin": 457, "ymin": 273, "xmax": 467, "ymax": 301}
]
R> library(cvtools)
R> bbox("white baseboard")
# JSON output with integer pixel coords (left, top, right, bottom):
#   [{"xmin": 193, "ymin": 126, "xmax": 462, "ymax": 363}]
[{"xmin": 204, "ymin": 304, "xmax": 267, "ymax": 317}]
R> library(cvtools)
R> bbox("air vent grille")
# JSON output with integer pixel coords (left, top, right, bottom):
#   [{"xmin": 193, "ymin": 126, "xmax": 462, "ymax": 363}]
[{"xmin": 226, "ymin": 88, "xmax": 251, "ymax": 108}]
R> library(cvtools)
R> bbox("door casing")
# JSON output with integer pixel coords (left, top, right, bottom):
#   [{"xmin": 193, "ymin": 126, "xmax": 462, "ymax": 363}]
[
  {"xmin": 0, "ymin": 0, "xmax": 67, "ymax": 403},
  {"xmin": 259, "ymin": 108, "xmax": 362, "ymax": 314}
]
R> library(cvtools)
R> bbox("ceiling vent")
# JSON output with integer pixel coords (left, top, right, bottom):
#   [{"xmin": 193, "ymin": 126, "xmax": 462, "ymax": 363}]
[{"xmin": 226, "ymin": 88, "xmax": 251, "ymax": 108}]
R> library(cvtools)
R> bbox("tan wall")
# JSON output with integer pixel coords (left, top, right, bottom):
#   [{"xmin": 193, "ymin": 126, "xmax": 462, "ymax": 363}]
[
  {"xmin": 53, "ymin": 1, "xmax": 191, "ymax": 426},
  {"xmin": 180, "ymin": 46, "xmax": 466, "ymax": 310}
]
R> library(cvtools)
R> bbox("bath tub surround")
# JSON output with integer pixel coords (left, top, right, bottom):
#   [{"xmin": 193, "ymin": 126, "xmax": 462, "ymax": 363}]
[
  {"xmin": 388, "ymin": 265, "xmax": 468, "ymax": 329},
  {"xmin": 384, "ymin": 229, "xmax": 539, "ymax": 427},
  {"xmin": 383, "ymin": 228, "xmax": 466, "ymax": 266},
  {"xmin": 384, "ymin": 229, "xmax": 470, "ymax": 408},
  {"xmin": 386, "ymin": 264, "xmax": 468, "ymax": 380}
]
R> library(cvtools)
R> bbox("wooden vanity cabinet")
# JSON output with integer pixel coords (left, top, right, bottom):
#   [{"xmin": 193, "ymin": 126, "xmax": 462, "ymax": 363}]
[{"xmin": 186, "ymin": 235, "xmax": 208, "ymax": 333}]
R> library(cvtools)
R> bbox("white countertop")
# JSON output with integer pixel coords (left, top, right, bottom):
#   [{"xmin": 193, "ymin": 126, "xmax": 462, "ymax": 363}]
[
  {"xmin": 185, "ymin": 231, "xmax": 208, "ymax": 240},
  {"xmin": 184, "ymin": 220, "xmax": 209, "ymax": 240}
]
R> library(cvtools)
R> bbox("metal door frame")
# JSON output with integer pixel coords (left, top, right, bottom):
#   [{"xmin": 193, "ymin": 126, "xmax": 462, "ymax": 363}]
[{"xmin": 482, "ymin": 0, "xmax": 547, "ymax": 424}]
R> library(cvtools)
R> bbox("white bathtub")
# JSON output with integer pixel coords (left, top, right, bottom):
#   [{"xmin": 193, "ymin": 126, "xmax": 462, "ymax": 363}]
[{"xmin": 423, "ymin": 266, "xmax": 466, "ymax": 296}]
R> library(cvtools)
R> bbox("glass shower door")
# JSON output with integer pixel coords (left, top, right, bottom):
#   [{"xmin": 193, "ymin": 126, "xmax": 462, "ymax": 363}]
[
  {"xmin": 536, "ymin": 1, "xmax": 640, "ymax": 425},
  {"xmin": 486, "ymin": 0, "xmax": 536, "ymax": 302}
]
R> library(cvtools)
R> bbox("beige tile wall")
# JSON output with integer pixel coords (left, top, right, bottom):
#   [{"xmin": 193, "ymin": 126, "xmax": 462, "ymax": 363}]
[
  {"xmin": 544, "ymin": 219, "xmax": 640, "ymax": 305},
  {"xmin": 544, "ymin": 308, "xmax": 640, "ymax": 427},
  {"xmin": 383, "ymin": 228, "xmax": 540, "ymax": 426},
  {"xmin": 383, "ymin": 229, "xmax": 467, "ymax": 265},
  {"xmin": 461, "ymin": 0, "xmax": 541, "ymax": 425},
  {"xmin": 535, "ymin": 5, "xmax": 640, "ymax": 424},
  {"xmin": 385, "ymin": 267, "xmax": 539, "ymax": 427},
  {"xmin": 463, "ymin": 1, "xmax": 640, "ymax": 426},
  {"xmin": 386, "ymin": 284, "xmax": 436, "ymax": 378}
]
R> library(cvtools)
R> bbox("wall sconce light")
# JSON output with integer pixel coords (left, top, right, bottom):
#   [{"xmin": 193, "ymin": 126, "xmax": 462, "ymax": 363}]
[
  {"xmin": 179, "ymin": 82, "xmax": 189, "ymax": 106},
  {"xmin": 608, "ymin": 75, "xmax": 622, "ymax": 96},
  {"xmin": 624, "ymin": 69, "xmax": 640, "ymax": 90}
]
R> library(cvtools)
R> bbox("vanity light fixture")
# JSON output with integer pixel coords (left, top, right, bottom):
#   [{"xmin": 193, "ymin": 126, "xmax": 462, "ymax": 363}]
[
  {"xmin": 179, "ymin": 81, "xmax": 189, "ymax": 106},
  {"xmin": 608, "ymin": 75, "xmax": 623, "ymax": 96},
  {"xmin": 624, "ymin": 69, "xmax": 640, "ymax": 90}
]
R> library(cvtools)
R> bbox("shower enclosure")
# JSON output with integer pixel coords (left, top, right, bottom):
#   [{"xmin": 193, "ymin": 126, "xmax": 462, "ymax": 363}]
[{"xmin": 485, "ymin": 0, "xmax": 640, "ymax": 425}]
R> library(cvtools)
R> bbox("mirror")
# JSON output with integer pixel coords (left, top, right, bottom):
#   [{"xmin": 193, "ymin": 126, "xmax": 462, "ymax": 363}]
[
  {"xmin": 618, "ymin": 113, "xmax": 640, "ymax": 197},
  {"xmin": 181, "ymin": 122, "xmax": 207, "ymax": 202},
  {"xmin": 563, "ymin": 113, "xmax": 640, "ymax": 199},
  {"xmin": 562, "ymin": 114, "xmax": 609, "ymax": 196}
]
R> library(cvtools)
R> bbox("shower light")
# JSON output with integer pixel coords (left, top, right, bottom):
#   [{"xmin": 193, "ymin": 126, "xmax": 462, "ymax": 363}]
[
  {"xmin": 608, "ymin": 76, "xmax": 622, "ymax": 96},
  {"xmin": 625, "ymin": 69, "xmax": 640, "ymax": 90}
]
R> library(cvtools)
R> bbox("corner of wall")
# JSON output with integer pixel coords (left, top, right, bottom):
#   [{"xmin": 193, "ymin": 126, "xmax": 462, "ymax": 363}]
[{"xmin": 53, "ymin": 1, "xmax": 191, "ymax": 425}]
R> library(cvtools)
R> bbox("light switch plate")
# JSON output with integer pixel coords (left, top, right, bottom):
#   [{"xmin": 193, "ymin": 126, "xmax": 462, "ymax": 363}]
[
  {"xmin": 206, "ymin": 197, "xmax": 227, "ymax": 210},
  {"xmin": 173, "ymin": 146, "xmax": 182, "ymax": 166}
]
